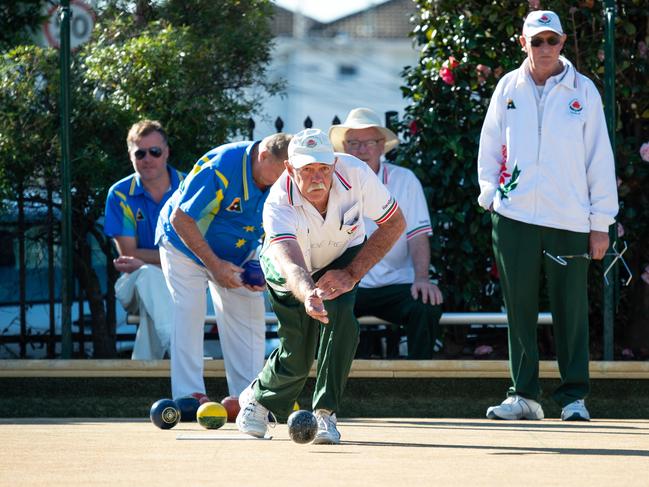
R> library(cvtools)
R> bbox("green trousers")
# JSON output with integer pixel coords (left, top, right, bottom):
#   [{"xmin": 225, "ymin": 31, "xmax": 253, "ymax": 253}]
[
  {"xmin": 492, "ymin": 213, "xmax": 590, "ymax": 407},
  {"xmin": 254, "ymin": 245, "xmax": 362, "ymax": 416},
  {"xmin": 355, "ymin": 285, "xmax": 442, "ymax": 359}
]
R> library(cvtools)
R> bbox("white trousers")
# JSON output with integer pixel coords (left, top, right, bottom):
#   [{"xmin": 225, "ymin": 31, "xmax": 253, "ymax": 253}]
[
  {"xmin": 115, "ymin": 265, "xmax": 172, "ymax": 360},
  {"xmin": 159, "ymin": 241, "xmax": 266, "ymax": 399}
]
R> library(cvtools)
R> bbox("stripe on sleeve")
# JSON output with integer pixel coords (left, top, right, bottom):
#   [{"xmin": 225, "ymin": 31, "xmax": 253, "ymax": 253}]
[
  {"xmin": 269, "ymin": 233, "xmax": 297, "ymax": 244},
  {"xmin": 374, "ymin": 197, "xmax": 399, "ymax": 225},
  {"xmin": 406, "ymin": 224, "xmax": 432, "ymax": 240}
]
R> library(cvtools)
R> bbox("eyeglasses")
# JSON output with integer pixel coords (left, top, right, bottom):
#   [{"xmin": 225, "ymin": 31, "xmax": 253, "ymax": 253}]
[
  {"xmin": 344, "ymin": 139, "xmax": 384, "ymax": 150},
  {"xmin": 528, "ymin": 36, "xmax": 561, "ymax": 48},
  {"xmin": 133, "ymin": 146, "xmax": 163, "ymax": 160}
]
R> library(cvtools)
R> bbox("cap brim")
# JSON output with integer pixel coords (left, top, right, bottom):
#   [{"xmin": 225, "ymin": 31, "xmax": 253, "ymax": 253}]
[
  {"xmin": 289, "ymin": 152, "xmax": 336, "ymax": 169},
  {"xmin": 329, "ymin": 125, "xmax": 398, "ymax": 154}
]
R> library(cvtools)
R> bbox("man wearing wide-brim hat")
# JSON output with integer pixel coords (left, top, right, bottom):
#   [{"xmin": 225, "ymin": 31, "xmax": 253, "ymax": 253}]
[{"xmin": 329, "ymin": 108, "xmax": 444, "ymax": 360}]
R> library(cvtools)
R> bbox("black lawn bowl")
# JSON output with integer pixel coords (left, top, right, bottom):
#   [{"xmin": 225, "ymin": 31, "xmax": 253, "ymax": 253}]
[{"xmin": 287, "ymin": 410, "xmax": 318, "ymax": 444}]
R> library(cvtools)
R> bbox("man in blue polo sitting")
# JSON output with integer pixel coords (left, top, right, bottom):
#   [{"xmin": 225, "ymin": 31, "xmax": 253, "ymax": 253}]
[{"xmin": 104, "ymin": 119, "xmax": 184, "ymax": 360}]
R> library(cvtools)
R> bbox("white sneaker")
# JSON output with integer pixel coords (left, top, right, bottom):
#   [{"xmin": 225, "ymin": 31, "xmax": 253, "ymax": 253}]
[
  {"xmin": 312, "ymin": 409, "xmax": 341, "ymax": 445},
  {"xmin": 486, "ymin": 395, "xmax": 545, "ymax": 420},
  {"xmin": 561, "ymin": 399, "xmax": 591, "ymax": 421},
  {"xmin": 236, "ymin": 399, "xmax": 270, "ymax": 438},
  {"xmin": 238, "ymin": 383, "xmax": 256, "ymax": 409}
]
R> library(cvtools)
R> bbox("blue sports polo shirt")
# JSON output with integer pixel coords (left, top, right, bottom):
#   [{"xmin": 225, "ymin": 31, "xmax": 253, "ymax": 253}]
[
  {"xmin": 104, "ymin": 165, "xmax": 185, "ymax": 249},
  {"xmin": 156, "ymin": 141, "xmax": 267, "ymax": 266}
]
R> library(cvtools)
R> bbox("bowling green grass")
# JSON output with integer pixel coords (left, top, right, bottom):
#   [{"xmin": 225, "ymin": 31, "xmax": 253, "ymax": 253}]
[{"xmin": 1, "ymin": 377, "xmax": 648, "ymax": 419}]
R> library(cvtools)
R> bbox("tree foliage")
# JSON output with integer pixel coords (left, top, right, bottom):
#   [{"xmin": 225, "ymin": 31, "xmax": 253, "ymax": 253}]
[
  {"xmin": 0, "ymin": 0, "xmax": 282, "ymax": 357},
  {"xmin": 399, "ymin": 0, "xmax": 649, "ymax": 349}
]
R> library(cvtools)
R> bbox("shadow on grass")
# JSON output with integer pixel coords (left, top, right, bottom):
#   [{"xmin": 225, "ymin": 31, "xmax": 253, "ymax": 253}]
[{"xmin": 341, "ymin": 439, "xmax": 649, "ymax": 457}]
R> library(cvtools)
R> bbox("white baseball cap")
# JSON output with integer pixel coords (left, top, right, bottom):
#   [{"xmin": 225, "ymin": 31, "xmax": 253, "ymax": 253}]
[
  {"xmin": 288, "ymin": 128, "xmax": 336, "ymax": 168},
  {"xmin": 522, "ymin": 10, "xmax": 563, "ymax": 37}
]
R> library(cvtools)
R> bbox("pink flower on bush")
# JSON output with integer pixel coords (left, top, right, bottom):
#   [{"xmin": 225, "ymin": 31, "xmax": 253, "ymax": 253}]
[
  {"xmin": 444, "ymin": 56, "xmax": 460, "ymax": 70},
  {"xmin": 493, "ymin": 66, "xmax": 503, "ymax": 79},
  {"xmin": 439, "ymin": 56, "xmax": 460, "ymax": 85},
  {"xmin": 528, "ymin": 0, "xmax": 540, "ymax": 9},
  {"xmin": 440, "ymin": 66, "xmax": 455, "ymax": 85},
  {"xmin": 617, "ymin": 222, "xmax": 625, "ymax": 238},
  {"xmin": 597, "ymin": 50, "xmax": 605, "ymax": 62},
  {"xmin": 409, "ymin": 120, "xmax": 418, "ymax": 136},
  {"xmin": 640, "ymin": 141, "xmax": 649, "ymax": 162}
]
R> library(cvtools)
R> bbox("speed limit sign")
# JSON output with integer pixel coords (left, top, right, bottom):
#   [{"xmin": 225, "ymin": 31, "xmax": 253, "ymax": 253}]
[{"xmin": 43, "ymin": 0, "xmax": 96, "ymax": 49}]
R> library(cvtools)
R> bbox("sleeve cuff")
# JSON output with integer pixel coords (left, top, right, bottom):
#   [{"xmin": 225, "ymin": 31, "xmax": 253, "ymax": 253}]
[
  {"xmin": 590, "ymin": 214, "xmax": 614, "ymax": 233},
  {"xmin": 477, "ymin": 187, "xmax": 497, "ymax": 210}
]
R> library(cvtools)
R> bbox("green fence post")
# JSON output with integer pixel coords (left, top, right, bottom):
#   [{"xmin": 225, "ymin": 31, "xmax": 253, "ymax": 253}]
[
  {"xmin": 602, "ymin": 0, "xmax": 617, "ymax": 361},
  {"xmin": 59, "ymin": 0, "xmax": 73, "ymax": 358}
]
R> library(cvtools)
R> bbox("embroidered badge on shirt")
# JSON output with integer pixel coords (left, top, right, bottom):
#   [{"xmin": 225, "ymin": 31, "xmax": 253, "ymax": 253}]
[
  {"xmin": 135, "ymin": 208, "xmax": 145, "ymax": 221},
  {"xmin": 506, "ymin": 98, "xmax": 516, "ymax": 110},
  {"xmin": 226, "ymin": 197, "xmax": 242, "ymax": 212},
  {"xmin": 569, "ymin": 99, "xmax": 583, "ymax": 114}
]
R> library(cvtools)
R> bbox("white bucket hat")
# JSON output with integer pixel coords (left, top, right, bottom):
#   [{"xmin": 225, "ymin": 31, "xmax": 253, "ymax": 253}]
[
  {"xmin": 328, "ymin": 108, "xmax": 399, "ymax": 154},
  {"xmin": 288, "ymin": 128, "xmax": 336, "ymax": 168}
]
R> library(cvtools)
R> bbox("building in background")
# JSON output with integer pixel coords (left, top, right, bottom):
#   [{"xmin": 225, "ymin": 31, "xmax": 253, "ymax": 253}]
[{"xmin": 255, "ymin": 0, "xmax": 417, "ymax": 137}]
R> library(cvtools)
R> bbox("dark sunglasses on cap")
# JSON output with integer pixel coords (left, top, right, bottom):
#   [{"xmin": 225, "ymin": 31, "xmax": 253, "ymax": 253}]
[
  {"xmin": 133, "ymin": 146, "xmax": 163, "ymax": 160},
  {"xmin": 529, "ymin": 35, "xmax": 561, "ymax": 48}
]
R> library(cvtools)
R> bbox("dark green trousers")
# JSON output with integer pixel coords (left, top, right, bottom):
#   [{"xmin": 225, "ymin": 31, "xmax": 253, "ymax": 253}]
[
  {"xmin": 254, "ymin": 245, "xmax": 362, "ymax": 416},
  {"xmin": 354, "ymin": 285, "xmax": 442, "ymax": 359},
  {"xmin": 492, "ymin": 213, "xmax": 590, "ymax": 407}
]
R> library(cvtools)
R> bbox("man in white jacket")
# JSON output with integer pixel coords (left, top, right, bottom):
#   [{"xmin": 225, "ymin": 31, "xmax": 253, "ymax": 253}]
[{"xmin": 477, "ymin": 10, "xmax": 618, "ymax": 421}]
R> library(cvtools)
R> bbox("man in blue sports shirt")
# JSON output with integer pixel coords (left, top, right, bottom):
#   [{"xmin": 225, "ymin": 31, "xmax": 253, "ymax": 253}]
[
  {"xmin": 156, "ymin": 133, "xmax": 291, "ymax": 403},
  {"xmin": 104, "ymin": 119, "xmax": 184, "ymax": 360}
]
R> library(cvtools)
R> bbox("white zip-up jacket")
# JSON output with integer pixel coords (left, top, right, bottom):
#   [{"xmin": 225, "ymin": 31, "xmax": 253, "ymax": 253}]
[{"xmin": 477, "ymin": 56, "xmax": 618, "ymax": 233}]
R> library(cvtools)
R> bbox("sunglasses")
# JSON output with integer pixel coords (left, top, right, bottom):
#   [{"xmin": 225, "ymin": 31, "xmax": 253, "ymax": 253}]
[
  {"xmin": 133, "ymin": 146, "xmax": 163, "ymax": 160},
  {"xmin": 529, "ymin": 36, "xmax": 561, "ymax": 48}
]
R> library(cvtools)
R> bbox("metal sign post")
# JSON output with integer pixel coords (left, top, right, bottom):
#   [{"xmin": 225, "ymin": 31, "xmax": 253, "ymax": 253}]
[{"xmin": 59, "ymin": 0, "xmax": 73, "ymax": 358}]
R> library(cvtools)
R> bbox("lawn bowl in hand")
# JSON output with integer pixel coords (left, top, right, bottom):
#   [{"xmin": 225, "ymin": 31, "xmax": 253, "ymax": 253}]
[{"xmin": 242, "ymin": 260, "xmax": 265, "ymax": 287}]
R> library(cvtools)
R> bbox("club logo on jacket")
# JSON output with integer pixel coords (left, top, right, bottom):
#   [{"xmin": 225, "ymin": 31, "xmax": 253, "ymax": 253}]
[
  {"xmin": 226, "ymin": 197, "xmax": 242, "ymax": 212},
  {"xmin": 135, "ymin": 208, "xmax": 145, "ymax": 221},
  {"xmin": 569, "ymin": 99, "xmax": 583, "ymax": 114},
  {"xmin": 506, "ymin": 98, "xmax": 516, "ymax": 110}
]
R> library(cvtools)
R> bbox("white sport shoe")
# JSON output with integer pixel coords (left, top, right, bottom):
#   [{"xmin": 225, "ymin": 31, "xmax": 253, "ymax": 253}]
[
  {"xmin": 486, "ymin": 395, "xmax": 545, "ymax": 420},
  {"xmin": 236, "ymin": 398, "xmax": 271, "ymax": 438},
  {"xmin": 561, "ymin": 399, "xmax": 591, "ymax": 421},
  {"xmin": 312, "ymin": 409, "xmax": 341, "ymax": 445}
]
